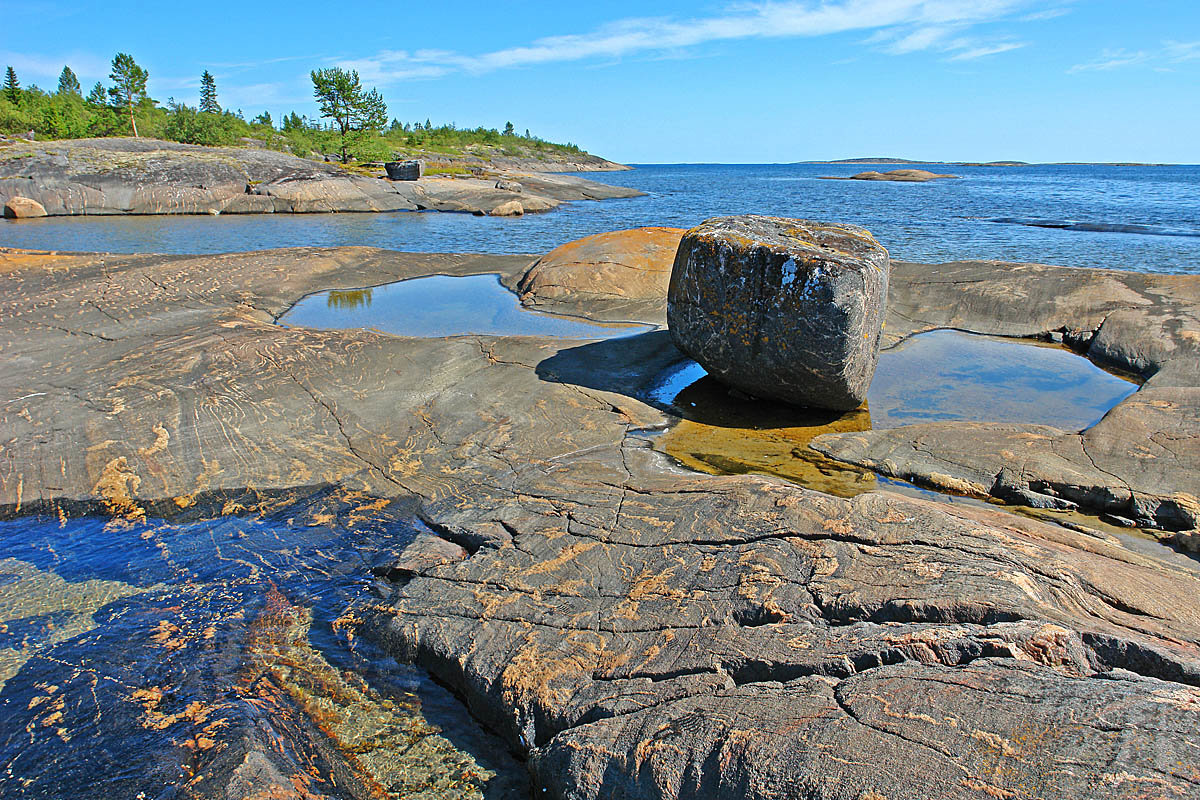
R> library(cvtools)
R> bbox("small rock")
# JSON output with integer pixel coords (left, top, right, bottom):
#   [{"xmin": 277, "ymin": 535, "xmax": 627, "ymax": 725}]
[
  {"xmin": 667, "ymin": 215, "xmax": 890, "ymax": 410},
  {"xmin": 370, "ymin": 532, "xmax": 468, "ymax": 583},
  {"xmin": 385, "ymin": 160, "xmax": 422, "ymax": 181},
  {"xmin": 495, "ymin": 179, "xmax": 523, "ymax": 193},
  {"xmin": 1172, "ymin": 530, "xmax": 1200, "ymax": 553},
  {"xmin": 823, "ymin": 169, "xmax": 959, "ymax": 182},
  {"xmin": 491, "ymin": 200, "xmax": 524, "ymax": 217},
  {"xmin": 3, "ymin": 196, "xmax": 48, "ymax": 219}
]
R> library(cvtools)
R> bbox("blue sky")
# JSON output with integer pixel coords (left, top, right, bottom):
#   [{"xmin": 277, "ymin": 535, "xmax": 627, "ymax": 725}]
[{"xmin": 3, "ymin": 1, "xmax": 1197, "ymax": 163}]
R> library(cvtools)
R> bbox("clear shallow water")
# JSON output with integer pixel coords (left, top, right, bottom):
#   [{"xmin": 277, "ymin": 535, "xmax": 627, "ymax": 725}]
[
  {"xmin": 281, "ymin": 274, "xmax": 647, "ymax": 338},
  {"xmin": 650, "ymin": 329, "xmax": 1138, "ymax": 432},
  {"xmin": 3, "ymin": 163, "xmax": 1198, "ymax": 273},
  {"xmin": 0, "ymin": 493, "xmax": 527, "ymax": 799}
]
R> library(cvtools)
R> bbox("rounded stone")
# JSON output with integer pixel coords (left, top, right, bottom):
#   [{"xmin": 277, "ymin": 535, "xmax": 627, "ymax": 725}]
[
  {"xmin": 667, "ymin": 215, "xmax": 889, "ymax": 410},
  {"xmin": 519, "ymin": 227, "xmax": 685, "ymax": 304},
  {"xmin": 3, "ymin": 196, "xmax": 47, "ymax": 219}
]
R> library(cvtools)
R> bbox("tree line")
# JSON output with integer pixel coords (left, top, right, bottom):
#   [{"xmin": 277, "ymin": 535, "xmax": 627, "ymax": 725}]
[{"xmin": 1, "ymin": 54, "xmax": 583, "ymax": 163}]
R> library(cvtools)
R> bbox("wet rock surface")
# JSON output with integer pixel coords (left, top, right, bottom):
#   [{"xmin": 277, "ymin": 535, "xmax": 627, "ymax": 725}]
[
  {"xmin": 1, "ymin": 242, "xmax": 1199, "ymax": 798},
  {"xmin": 0, "ymin": 138, "xmax": 641, "ymax": 217},
  {"xmin": 667, "ymin": 216, "xmax": 890, "ymax": 410},
  {"xmin": 813, "ymin": 259, "xmax": 1200, "ymax": 535}
]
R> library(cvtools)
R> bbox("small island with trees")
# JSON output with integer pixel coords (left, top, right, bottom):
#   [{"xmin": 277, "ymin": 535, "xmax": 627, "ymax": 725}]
[
  {"xmin": 0, "ymin": 53, "xmax": 637, "ymax": 219},
  {"xmin": 1, "ymin": 53, "xmax": 616, "ymax": 171}
]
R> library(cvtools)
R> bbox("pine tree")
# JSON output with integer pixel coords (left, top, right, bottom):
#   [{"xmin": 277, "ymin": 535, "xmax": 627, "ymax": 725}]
[
  {"xmin": 86, "ymin": 82, "xmax": 107, "ymax": 106},
  {"xmin": 503, "ymin": 121, "xmax": 515, "ymax": 136},
  {"xmin": 108, "ymin": 53, "xmax": 149, "ymax": 137},
  {"xmin": 199, "ymin": 70, "xmax": 219, "ymax": 113},
  {"xmin": 310, "ymin": 67, "xmax": 388, "ymax": 163},
  {"xmin": 3, "ymin": 67, "xmax": 19, "ymax": 104},
  {"xmin": 57, "ymin": 66, "xmax": 81, "ymax": 96}
]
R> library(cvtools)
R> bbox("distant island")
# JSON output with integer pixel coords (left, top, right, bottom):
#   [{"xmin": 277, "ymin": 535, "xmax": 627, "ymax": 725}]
[{"xmin": 800, "ymin": 157, "xmax": 1172, "ymax": 167}]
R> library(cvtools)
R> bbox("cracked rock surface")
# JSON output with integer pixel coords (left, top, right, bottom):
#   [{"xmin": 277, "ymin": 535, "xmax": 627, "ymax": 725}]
[
  {"xmin": 1, "ymin": 242, "xmax": 1199, "ymax": 798},
  {"xmin": 812, "ymin": 260, "xmax": 1200, "ymax": 539}
]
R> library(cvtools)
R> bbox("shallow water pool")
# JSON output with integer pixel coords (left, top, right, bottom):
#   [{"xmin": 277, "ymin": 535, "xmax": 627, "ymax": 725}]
[
  {"xmin": 648, "ymin": 329, "xmax": 1138, "ymax": 500},
  {"xmin": 280, "ymin": 273, "xmax": 648, "ymax": 339}
]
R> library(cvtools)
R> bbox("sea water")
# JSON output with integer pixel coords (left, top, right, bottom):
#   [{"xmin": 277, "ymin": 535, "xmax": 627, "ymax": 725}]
[{"xmin": 2, "ymin": 163, "xmax": 1198, "ymax": 273}]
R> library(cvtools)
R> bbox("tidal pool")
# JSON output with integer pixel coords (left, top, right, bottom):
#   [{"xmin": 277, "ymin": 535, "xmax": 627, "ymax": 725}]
[
  {"xmin": 280, "ymin": 273, "xmax": 647, "ymax": 339},
  {"xmin": 0, "ymin": 490, "xmax": 528, "ymax": 799},
  {"xmin": 648, "ymin": 329, "xmax": 1138, "ymax": 500}
]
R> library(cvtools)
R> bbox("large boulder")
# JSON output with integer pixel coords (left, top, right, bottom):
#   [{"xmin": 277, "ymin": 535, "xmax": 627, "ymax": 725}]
[
  {"xmin": 667, "ymin": 215, "xmax": 889, "ymax": 410},
  {"xmin": 519, "ymin": 227, "xmax": 685, "ymax": 305},
  {"xmin": 3, "ymin": 196, "xmax": 47, "ymax": 218}
]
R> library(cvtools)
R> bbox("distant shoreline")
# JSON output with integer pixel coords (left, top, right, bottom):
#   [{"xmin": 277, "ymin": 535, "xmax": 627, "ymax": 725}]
[{"xmin": 793, "ymin": 157, "xmax": 1178, "ymax": 167}]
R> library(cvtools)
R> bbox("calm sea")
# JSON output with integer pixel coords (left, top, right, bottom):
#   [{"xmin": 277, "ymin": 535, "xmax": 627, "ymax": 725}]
[{"xmin": 2, "ymin": 163, "xmax": 1198, "ymax": 273}]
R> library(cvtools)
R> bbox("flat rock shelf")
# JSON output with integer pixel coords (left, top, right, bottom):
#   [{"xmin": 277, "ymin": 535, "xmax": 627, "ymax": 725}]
[{"xmin": 1, "ymin": 244, "xmax": 1198, "ymax": 800}]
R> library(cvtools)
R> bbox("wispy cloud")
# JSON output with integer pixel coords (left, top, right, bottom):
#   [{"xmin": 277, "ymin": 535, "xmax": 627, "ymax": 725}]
[
  {"xmin": 1165, "ymin": 40, "xmax": 1200, "ymax": 62},
  {"xmin": 1021, "ymin": 8, "xmax": 1072, "ymax": 22},
  {"xmin": 1068, "ymin": 48, "xmax": 1149, "ymax": 73},
  {"xmin": 336, "ymin": 0, "xmax": 1043, "ymax": 83},
  {"xmin": 948, "ymin": 41, "xmax": 1026, "ymax": 60},
  {"xmin": 1069, "ymin": 40, "xmax": 1200, "ymax": 73},
  {"xmin": 0, "ymin": 50, "xmax": 110, "ymax": 84}
]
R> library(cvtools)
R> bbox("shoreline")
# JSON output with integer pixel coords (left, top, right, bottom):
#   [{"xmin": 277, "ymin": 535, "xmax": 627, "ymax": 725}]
[{"xmin": 0, "ymin": 137, "xmax": 643, "ymax": 219}]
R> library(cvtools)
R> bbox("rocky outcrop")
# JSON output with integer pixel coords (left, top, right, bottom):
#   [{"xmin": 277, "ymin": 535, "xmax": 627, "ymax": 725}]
[
  {"xmin": 489, "ymin": 199, "xmax": 524, "ymax": 217},
  {"xmin": 811, "ymin": 259, "xmax": 1200, "ymax": 533},
  {"xmin": 667, "ymin": 216, "xmax": 890, "ymax": 410},
  {"xmin": 0, "ymin": 138, "xmax": 642, "ymax": 217},
  {"xmin": 518, "ymin": 227, "xmax": 685, "ymax": 318},
  {"xmin": 3, "ymin": 196, "xmax": 46, "ymax": 218},
  {"xmin": 1, "ymin": 243, "xmax": 1199, "ymax": 799},
  {"xmin": 821, "ymin": 169, "xmax": 959, "ymax": 182}
]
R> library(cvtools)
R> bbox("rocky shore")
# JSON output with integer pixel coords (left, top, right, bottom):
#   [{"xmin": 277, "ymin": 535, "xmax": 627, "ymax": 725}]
[
  {"xmin": 1, "ymin": 234, "xmax": 1198, "ymax": 798},
  {"xmin": 0, "ymin": 138, "xmax": 642, "ymax": 217}
]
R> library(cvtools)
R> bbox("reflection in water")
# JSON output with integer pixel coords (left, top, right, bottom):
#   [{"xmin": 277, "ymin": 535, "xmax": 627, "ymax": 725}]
[
  {"xmin": 0, "ymin": 491, "xmax": 528, "ymax": 799},
  {"xmin": 658, "ymin": 375, "xmax": 878, "ymax": 497},
  {"xmin": 651, "ymin": 330, "xmax": 1139, "ymax": 501},
  {"xmin": 327, "ymin": 288, "xmax": 374, "ymax": 310},
  {"xmin": 282, "ymin": 274, "xmax": 647, "ymax": 339}
]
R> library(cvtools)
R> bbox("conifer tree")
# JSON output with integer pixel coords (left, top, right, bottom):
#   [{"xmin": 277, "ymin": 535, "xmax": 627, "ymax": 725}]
[
  {"xmin": 3, "ymin": 67, "xmax": 19, "ymax": 103},
  {"xmin": 108, "ymin": 53, "xmax": 148, "ymax": 137},
  {"xmin": 310, "ymin": 67, "xmax": 387, "ymax": 163},
  {"xmin": 199, "ymin": 70, "xmax": 219, "ymax": 113},
  {"xmin": 86, "ymin": 82, "xmax": 107, "ymax": 106},
  {"xmin": 57, "ymin": 66, "xmax": 81, "ymax": 96},
  {"xmin": 503, "ymin": 121, "xmax": 515, "ymax": 136}
]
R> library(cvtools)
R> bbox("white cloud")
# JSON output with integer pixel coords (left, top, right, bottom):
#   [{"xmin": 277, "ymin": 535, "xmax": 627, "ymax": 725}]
[
  {"xmin": 1067, "ymin": 41, "xmax": 1199, "ymax": 74},
  {"xmin": 1021, "ymin": 8, "xmax": 1072, "ymax": 22},
  {"xmin": 1165, "ymin": 40, "xmax": 1200, "ymax": 62},
  {"xmin": 948, "ymin": 41, "xmax": 1026, "ymax": 60},
  {"xmin": 336, "ymin": 0, "xmax": 1041, "ymax": 83}
]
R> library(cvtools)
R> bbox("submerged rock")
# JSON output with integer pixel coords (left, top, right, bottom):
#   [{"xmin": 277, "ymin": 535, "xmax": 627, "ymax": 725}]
[{"xmin": 667, "ymin": 215, "xmax": 890, "ymax": 410}]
